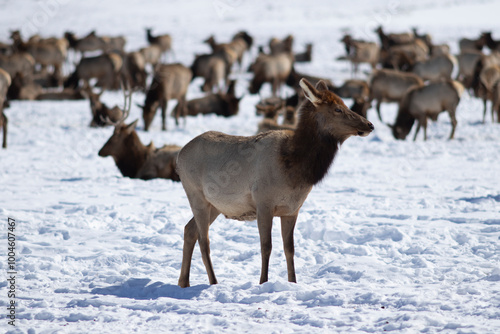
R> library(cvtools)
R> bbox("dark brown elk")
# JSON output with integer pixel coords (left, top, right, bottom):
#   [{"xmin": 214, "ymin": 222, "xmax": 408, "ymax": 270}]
[
  {"xmin": 146, "ymin": 28, "xmax": 172, "ymax": 57},
  {"xmin": 249, "ymin": 52, "xmax": 293, "ymax": 96},
  {"xmin": 369, "ymin": 69, "xmax": 424, "ymax": 122},
  {"xmin": 176, "ymin": 78, "xmax": 374, "ymax": 287},
  {"xmin": 375, "ymin": 26, "xmax": 414, "ymax": 50},
  {"xmin": 0, "ymin": 68, "xmax": 10, "ymax": 148},
  {"xmin": 173, "ymin": 80, "xmax": 241, "ymax": 117},
  {"xmin": 10, "ymin": 30, "xmax": 67, "ymax": 86},
  {"xmin": 98, "ymin": 116, "xmax": 181, "ymax": 181},
  {"xmin": 412, "ymin": 54, "xmax": 456, "ymax": 81},
  {"xmin": 190, "ymin": 53, "xmax": 228, "ymax": 92},
  {"xmin": 482, "ymin": 32, "xmax": 500, "ymax": 51},
  {"xmin": 82, "ymin": 83, "xmax": 130, "ymax": 127},
  {"xmin": 138, "ymin": 63, "xmax": 192, "ymax": 131},
  {"xmin": 392, "ymin": 80, "xmax": 464, "ymax": 141},
  {"xmin": 64, "ymin": 53, "xmax": 123, "ymax": 90},
  {"xmin": 294, "ymin": 43, "xmax": 313, "ymax": 62}
]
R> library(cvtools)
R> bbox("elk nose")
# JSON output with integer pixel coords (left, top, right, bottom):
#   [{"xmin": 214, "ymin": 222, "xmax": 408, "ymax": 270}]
[{"xmin": 368, "ymin": 122, "xmax": 374, "ymax": 131}]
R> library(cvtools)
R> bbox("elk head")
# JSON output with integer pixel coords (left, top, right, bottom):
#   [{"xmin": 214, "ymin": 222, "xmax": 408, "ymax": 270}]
[{"xmin": 299, "ymin": 79, "xmax": 374, "ymax": 143}]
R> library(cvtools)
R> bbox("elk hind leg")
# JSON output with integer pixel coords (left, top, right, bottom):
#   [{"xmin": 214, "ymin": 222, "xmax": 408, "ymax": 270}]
[
  {"xmin": 161, "ymin": 99, "xmax": 168, "ymax": 130},
  {"xmin": 257, "ymin": 207, "xmax": 274, "ymax": 284},
  {"xmin": 281, "ymin": 215, "xmax": 298, "ymax": 283},
  {"xmin": 2, "ymin": 113, "xmax": 7, "ymax": 149}
]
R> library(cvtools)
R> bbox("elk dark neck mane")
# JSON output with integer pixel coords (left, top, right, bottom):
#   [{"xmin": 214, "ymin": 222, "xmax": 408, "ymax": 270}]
[
  {"xmin": 280, "ymin": 101, "xmax": 339, "ymax": 186},
  {"xmin": 114, "ymin": 132, "xmax": 147, "ymax": 178}
]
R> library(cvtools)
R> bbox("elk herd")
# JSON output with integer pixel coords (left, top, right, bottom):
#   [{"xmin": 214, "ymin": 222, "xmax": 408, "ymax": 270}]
[{"xmin": 1, "ymin": 25, "xmax": 500, "ymax": 285}]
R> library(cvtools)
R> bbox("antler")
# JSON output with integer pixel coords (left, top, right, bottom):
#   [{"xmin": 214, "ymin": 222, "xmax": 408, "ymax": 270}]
[{"xmin": 99, "ymin": 81, "xmax": 132, "ymax": 127}]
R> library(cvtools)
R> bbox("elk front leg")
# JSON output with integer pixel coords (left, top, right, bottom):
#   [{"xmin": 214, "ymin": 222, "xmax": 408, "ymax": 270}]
[
  {"xmin": 2, "ymin": 113, "xmax": 7, "ymax": 149},
  {"xmin": 448, "ymin": 109, "xmax": 457, "ymax": 140},
  {"xmin": 257, "ymin": 208, "xmax": 273, "ymax": 284},
  {"xmin": 281, "ymin": 215, "xmax": 298, "ymax": 283}
]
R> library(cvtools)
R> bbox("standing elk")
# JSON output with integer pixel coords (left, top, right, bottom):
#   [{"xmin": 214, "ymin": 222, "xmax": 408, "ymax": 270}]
[
  {"xmin": 176, "ymin": 78, "xmax": 374, "ymax": 287},
  {"xmin": 375, "ymin": 26, "xmax": 414, "ymax": 50},
  {"xmin": 10, "ymin": 30, "xmax": 67, "ymax": 86},
  {"xmin": 249, "ymin": 52, "xmax": 294, "ymax": 96},
  {"xmin": 0, "ymin": 53, "xmax": 35, "ymax": 80},
  {"xmin": 392, "ymin": 80, "xmax": 464, "ymax": 141},
  {"xmin": 98, "ymin": 107, "xmax": 181, "ymax": 181},
  {"xmin": 146, "ymin": 28, "xmax": 172, "ymax": 59},
  {"xmin": 269, "ymin": 35, "xmax": 294, "ymax": 55},
  {"xmin": 7, "ymin": 72, "xmax": 42, "ymax": 100},
  {"xmin": 174, "ymin": 80, "xmax": 242, "ymax": 117},
  {"xmin": 412, "ymin": 54, "xmax": 456, "ymax": 81},
  {"xmin": 64, "ymin": 31, "xmax": 104, "ymax": 56},
  {"xmin": 369, "ymin": 69, "xmax": 424, "ymax": 122},
  {"xmin": 121, "ymin": 51, "xmax": 147, "ymax": 91},
  {"xmin": 139, "ymin": 44, "xmax": 162, "ymax": 67},
  {"xmin": 190, "ymin": 53, "xmax": 228, "ymax": 92},
  {"xmin": 459, "ymin": 34, "xmax": 486, "ymax": 52},
  {"xmin": 339, "ymin": 35, "xmax": 379, "ymax": 76},
  {"xmin": 64, "ymin": 53, "xmax": 123, "ymax": 90},
  {"xmin": 0, "ymin": 68, "xmax": 11, "ymax": 148},
  {"xmin": 138, "ymin": 63, "xmax": 192, "ymax": 131},
  {"xmin": 286, "ymin": 66, "xmax": 336, "ymax": 92}
]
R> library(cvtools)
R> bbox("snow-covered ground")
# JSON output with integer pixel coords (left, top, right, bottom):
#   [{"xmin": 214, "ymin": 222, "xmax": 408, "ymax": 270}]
[{"xmin": 1, "ymin": 0, "xmax": 500, "ymax": 333}]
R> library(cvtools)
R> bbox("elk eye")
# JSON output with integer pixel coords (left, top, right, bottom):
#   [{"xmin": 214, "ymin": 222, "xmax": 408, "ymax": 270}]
[{"xmin": 334, "ymin": 108, "xmax": 342, "ymax": 113}]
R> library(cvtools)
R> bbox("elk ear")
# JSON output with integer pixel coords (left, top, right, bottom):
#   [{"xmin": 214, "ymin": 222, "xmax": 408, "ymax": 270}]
[
  {"xmin": 135, "ymin": 103, "xmax": 144, "ymax": 109},
  {"xmin": 299, "ymin": 78, "xmax": 321, "ymax": 106},
  {"xmin": 125, "ymin": 119, "xmax": 139, "ymax": 134},
  {"xmin": 315, "ymin": 80, "xmax": 329, "ymax": 92}
]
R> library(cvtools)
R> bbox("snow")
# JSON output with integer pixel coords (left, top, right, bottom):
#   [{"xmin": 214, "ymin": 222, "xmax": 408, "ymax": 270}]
[{"xmin": 1, "ymin": 0, "xmax": 500, "ymax": 333}]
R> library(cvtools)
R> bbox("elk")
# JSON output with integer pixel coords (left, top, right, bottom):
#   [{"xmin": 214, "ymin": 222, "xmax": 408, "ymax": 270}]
[
  {"xmin": 392, "ymin": 80, "xmax": 464, "ymax": 141},
  {"xmin": 176, "ymin": 78, "xmax": 374, "ymax": 288},
  {"xmin": 490, "ymin": 81, "xmax": 500, "ymax": 123},
  {"xmin": 204, "ymin": 35, "xmax": 239, "ymax": 70},
  {"xmin": 269, "ymin": 35, "xmax": 294, "ymax": 55},
  {"xmin": 146, "ymin": 28, "xmax": 172, "ymax": 58},
  {"xmin": 256, "ymin": 104, "xmax": 297, "ymax": 133},
  {"xmin": 10, "ymin": 30, "xmax": 67, "ymax": 86},
  {"xmin": 0, "ymin": 68, "xmax": 11, "ymax": 148},
  {"xmin": 0, "ymin": 53, "xmax": 35, "ymax": 80},
  {"xmin": 64, "ymin": 31, "xmax": 104, "ymax": 56},
  {"xmin": 82, "ymin": 83, "xmax": 128, "ymax": 127},
  {"xmin": 381, "ymin": 40, "xmax": 429, "ymax": 70},
  {"xmin": 457, "ymin": 50, "xmax": 483, "ymax": 89},
  {"xmin": 121, "ymin": 51, "xmax": 147, "ymax": 91},
  {"xmin": 375, "ymin": 26, "xmax": 414, "ymax": 50},
  {"xmin": 294, "ymin": 43, "xmax": 313, "ymax": 62},
  {"xmin": 7, "ymin": 72, "xmax": 42, "ymax": 100},
  {"xmin": 190, "ymin": 53, "xmax": 228, "ymax": 92},
  {"xmin": 173, "ymin": 80, "xmax": 241, "ymax": 117},
  {"xmin": 459, "ymin": 34, "xmax": 486, "ymax": 52},
  {"xmin": 412, "ymin": 54, "xmax": 456, "ymax": 81},
  {"xmin": 98, "ymin": 105, "xmax": 181, "ymax": 181},
  {"xmin": 64, "ymin": 53, "xmax": 123, "ymax": 90},
  {"xmin": 369, "ymin": 69, "xmax": 424, "ymax": 122},
  {"xmin": 35, "ymin": 88, "xmax": 85, "ymax": 100},
  {"xmin": 249, "ymin": 52, "xmax": 293, "ymax": 96},
  {"xmin": 139, "ymin": 44, "xmax": 162, "ymax": 67},
  {"xmin": 138, "ymin": 63, "xmax": 192, "ymax": 131},
  {"xmin": 286, "ymin": 66, "xmax": 336, "ymax": 93},
  {"xmin": 339, "ymin": 35, "xmax": 379, "ymax": 76},
  {"xmin": 333, "ymin": 79, "xmax": 370, "ymax": 102}
]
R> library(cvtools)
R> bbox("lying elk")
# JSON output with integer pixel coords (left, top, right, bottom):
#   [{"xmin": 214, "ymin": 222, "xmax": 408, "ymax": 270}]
[
  {"xmin": 83, "ymin": 83, "xmax": 129, "ymax": 127},
  {"xmin": 412, "ymin": 54, "xmax": 456, "ymax": 81},
  {"xmin": 138, "ymin": 63, "xmax": 192, "ymax": 131},
  {"xmin": 369, "ymin": 69, "xmax": 424, "ymax": 122},
  {"xmin": 176, "ymin": 78, "xmax": 374, "ymax": 287},
  {"xmin": 249, "ymin": 52, "xmax": 293, "ymax": 96},
  {"xmin": 294, "ymin": 43, "xmax": 313, "ymax": 62},
  {"xmin": 173, "ymin": 80, "xmax": 241, "ymax": 117},
  {"xmin": 98, "ymin": 111, "xmax": 181, "ymax": 181},
  {"xmin": 64, "ymin": 53, "xmax": 123, "ymax": 90},
  {"xmin": 256, "ymin": 104, "xmax": 297, "ymax": 133},
  {"xmin": 392, "ymin": 80, "xmax": 464, "ymax": 141},
  {"xmin": 0, "ymin": 68, "xmax": 11, "ymax": 148}
]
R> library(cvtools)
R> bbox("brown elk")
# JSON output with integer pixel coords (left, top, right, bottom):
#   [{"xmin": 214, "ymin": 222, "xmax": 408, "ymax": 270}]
[
  {"xmin": 176, "ymin": 78, "xmax": 374, "ymax": 287},
  {"xmin": 64, "ymin": 31, "xmax": 104, "ymax": 56},
  {"xmin": 256, "ymin": 104, "xmax": 297, "ymax": 133},
  {"xmin": 139, "ymin": 44, "xmax": 162, "ymax": 67},
  {"xmin": 412, "ymin": 54, "xmax": 456, "ymax": 81},
  {"xmin": 269, "ymin": 35, "xmax": 294, "ymax": 55},
  {"xmin": 98, "ymin": 108, "xmax": 181, "ymax": 181},
  {"xmin": 249, "ymin": 52, "xmax": 294, "ymax": 96},
  {"xmin": 7, "ymin": 72, "xmax": 42, "ymax": 100},
  {"xmin": 190, "ymin": 53, "xmax": 228, "ymax": 92},
  {"xmin": 82, "ymin": 83, "xmax": 128, "ymax": 127},
  {"xmin": 0, "ymin": 53, "xmax": 35, "ymax": 80},
  {"xmin": 339, "ymin": 35, "xmax": 379, "ymax": 76},
  {"xmin": 392, "ymin": 80, "xmax": 464, "ymax": 141},
  {"xmin": 146, "ymin": 28, "xmax": 172, "ymax": 58},
  {"xmin": 286, "ymin": 66, "xmax": 336, "ymax": 93},
  {"xmin": 369, "ymin": 69, "xmax": 424, "ymax": 122},
  {"xmin": 0, "ymin": 68, "xmax": 11, "ymax": 148},
  {"xmin": 138, "ymin": 63, "xmax": 192, "ymax": 131},
  {"xmin": 381, "ymin": 40, "xmax": 429, "ymax": 70},
  {"xmin": 173, "ymin": 80, "xmax": 241, "ymax": 117},
  {"xmin": 333, "ymin": 79, "xmax": 370, "ymax": 102},
  {"xmin": 375, "ymin": 26, "xmax": 414, "ymax": 51},
  {"xmin": 457, "ymin": 50, "xmax": 483, "ymax": 89},
  {"xmin": 35, "ymin": 88, "xmax": 85, "ymax": 100},
  {"xmin": 10, "ymin": 30, "xmax": 67, "ymax": 86},
  {"xmin": 64, "ymin": 53, "xmax": 123, "ymax": 90},
  {"xmin": 459, "ymin": 34, "xmax": 486, "ymax": 52},
  {"xmin": 121, "ymin": 51, "xmax": 147, "ymax": 91}
]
